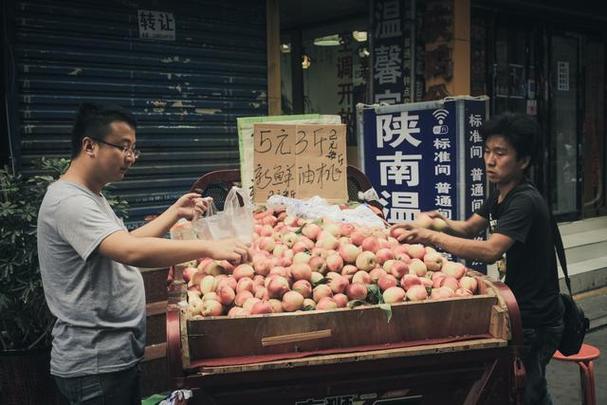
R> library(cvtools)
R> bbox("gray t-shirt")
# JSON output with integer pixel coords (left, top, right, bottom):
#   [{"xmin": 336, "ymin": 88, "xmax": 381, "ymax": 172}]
[{"xmin": 37, "ymin": 180, "xmax": 145, "ymax": 377}]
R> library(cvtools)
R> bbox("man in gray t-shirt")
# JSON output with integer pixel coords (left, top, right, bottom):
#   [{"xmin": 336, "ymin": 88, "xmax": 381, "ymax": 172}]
[{"xmin": 37, "ymin": 103, "xmax": 249, "ymax": 405}]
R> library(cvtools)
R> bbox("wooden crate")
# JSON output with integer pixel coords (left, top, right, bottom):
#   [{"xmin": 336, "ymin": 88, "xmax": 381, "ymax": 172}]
[{"xmin": 178, "ymin": 276, "xmax": 515, "ymax": 371}]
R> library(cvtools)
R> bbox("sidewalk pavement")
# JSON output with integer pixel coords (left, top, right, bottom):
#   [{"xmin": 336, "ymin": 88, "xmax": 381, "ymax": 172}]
[{"xmin": 548, "ymin": 287, "xmax": 607, "ymax": 405}]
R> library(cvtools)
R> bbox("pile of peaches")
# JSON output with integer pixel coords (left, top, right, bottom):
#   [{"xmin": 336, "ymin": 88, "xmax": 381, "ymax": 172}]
[{"xmin": 183, "ymin": 208, "xmax": 480, "ymax": 319}]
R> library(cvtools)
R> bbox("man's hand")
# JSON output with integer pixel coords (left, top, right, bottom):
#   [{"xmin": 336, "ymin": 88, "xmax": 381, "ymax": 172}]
[
  {"xmin": 390, "ymin": 222, "xmax": 436, "ymax": 246},
  {"xmin": 172, "ymin": 193, "xmax": 212, "ymax": 221},
  {"xmin": 204, "ymin": 238, "xmax": 249, "ymax": 264}
]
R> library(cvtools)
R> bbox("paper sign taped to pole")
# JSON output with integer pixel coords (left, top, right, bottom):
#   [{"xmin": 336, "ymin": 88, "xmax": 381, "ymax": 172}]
[{"xmin": 253, "ymin": 123, "xmax": 348, "ymax": 204}]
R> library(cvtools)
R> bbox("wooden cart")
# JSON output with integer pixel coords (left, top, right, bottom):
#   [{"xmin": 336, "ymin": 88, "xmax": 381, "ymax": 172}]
[
  {"xmin": 166, "ymin": 274, "xmax": 524, "ymax": 404},
  {"xmin": 165, "ymin": 168, "xmax": 525, "ymax": 404}
]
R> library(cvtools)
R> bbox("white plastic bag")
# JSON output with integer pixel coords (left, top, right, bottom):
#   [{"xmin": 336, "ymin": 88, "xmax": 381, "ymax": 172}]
[
  {"xmin": 223, "ymin": 186, "xmax": 254, "ymax": 244},
  {"xmin": 192, "ymin": 186, "xmax": 254, "ymax": 243}
]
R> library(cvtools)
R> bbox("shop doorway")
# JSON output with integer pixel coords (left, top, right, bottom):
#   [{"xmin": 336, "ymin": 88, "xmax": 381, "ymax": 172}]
[{"xmin": 549, "ymin": 34, "xmax": 606, "ymax": 220}]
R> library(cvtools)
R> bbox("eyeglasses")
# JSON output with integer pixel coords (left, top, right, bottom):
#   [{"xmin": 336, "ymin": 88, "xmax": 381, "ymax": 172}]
[{"xmin": 90, "ymin": 137, "xmax": 140, "ymax": 159}]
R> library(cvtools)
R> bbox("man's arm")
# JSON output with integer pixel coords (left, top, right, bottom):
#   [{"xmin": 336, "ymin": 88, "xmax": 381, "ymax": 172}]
[
  {"xmin": 425, "ymin": 211, "xmax": 489, "ymax": 238},
  {"xmin": 395, "ymin": 226, "xmax": 513, "ymax": 264},
  {"xmin": 98, "ymin": 231, "xmax": 248, "ymax": 268}
]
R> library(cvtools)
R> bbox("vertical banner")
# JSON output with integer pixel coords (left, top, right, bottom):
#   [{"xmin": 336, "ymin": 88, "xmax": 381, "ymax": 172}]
[
  {"xmin": 371, "ymin": 0, "xmax": 415, "ymax": 105},
  {"xmin": 358, "ymin": 97, "xmax": 489, "ymax": 272},
  {"xmin": 462, "ymin": 99, "xmax": 488, "ymax": 273}
]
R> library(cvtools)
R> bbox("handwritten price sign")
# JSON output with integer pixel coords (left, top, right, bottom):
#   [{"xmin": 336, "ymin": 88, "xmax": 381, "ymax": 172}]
[{"xmin": 253, "ymin": 123, "xmax": 348, "ymax": 203}]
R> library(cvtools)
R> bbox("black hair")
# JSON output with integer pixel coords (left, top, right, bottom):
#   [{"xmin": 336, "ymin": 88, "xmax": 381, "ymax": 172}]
[
  {"xmin": 70, "ymin": 103, "xmax": 137, "ymax": 158},
  {"xmin": 480, "ymin": 112, "xmax": 540, "ymax": 166}
]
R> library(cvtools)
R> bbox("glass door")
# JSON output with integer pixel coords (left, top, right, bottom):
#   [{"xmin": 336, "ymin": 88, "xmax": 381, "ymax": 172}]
[
  {"xmin": 582, "ymin": 40, "xmax": 606, "ymax": 217},
  {"xmin": 550, "ymin": 35, "xmax": 580, "ymax": 219}
]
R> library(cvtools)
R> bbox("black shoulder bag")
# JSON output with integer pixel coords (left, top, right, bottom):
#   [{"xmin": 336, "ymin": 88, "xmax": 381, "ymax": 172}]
[{"xmin": 551, "ymin": 215, "xmax": 590, "ymax": 356}]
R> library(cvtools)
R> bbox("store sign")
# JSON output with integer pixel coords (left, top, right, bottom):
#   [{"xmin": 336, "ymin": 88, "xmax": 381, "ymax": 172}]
[
  {"xmin": 358, "ymin": 97, "xmax": 488, "ymax": 272},
  {"xmin": 138, "ymin": 10, "xmax": 176, "ymax": 41},
  {"xmin": 363, "ymin": 105, "xmax": 457, "ymax": 223},
  {"xmin": 557, "ymin": 61, "xmax": 570, "ymax": 91},
  {"xmin": 253, "ymin": 123, "xmax": 348, "ymax": 203},
  {"xmin": 371, "ymin": 0, "xmax": 415, "ymax": 104}
]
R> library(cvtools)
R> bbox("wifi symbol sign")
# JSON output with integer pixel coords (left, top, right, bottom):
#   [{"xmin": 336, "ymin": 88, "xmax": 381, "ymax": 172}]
[{"xmin": 432, "ymin": 109, "xmax": 449, "ymax": 125}]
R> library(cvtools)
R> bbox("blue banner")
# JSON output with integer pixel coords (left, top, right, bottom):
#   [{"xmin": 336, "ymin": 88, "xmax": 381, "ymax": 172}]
[
  {"xmin": 363, "ymin": 103, "xmax": 458, "ymax": 223},
  {"xmin": 359, "ymin": 97, "xmax": 489, "ymax": 273}
]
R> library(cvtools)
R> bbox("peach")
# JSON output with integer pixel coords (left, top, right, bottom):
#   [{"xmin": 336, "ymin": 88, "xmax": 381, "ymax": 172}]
[
  {"xmin": 233, "ymin": 264, "xmax": 255, "ymax": 281},
  {"xmin": 375, "ymin": 248, "xmax": 394, "ymax": 265},
  {"xmin": 333, "ymin": 293, "xmax": 348, "ymax": 308},
  {"xmin": 329, "ymin": 274, "xmax": 349, "ymax": 294},
  {"xmin": 408, "ymin": 258, "xmax": 427, "ymax": 277},
  {"xmin": 406, "ymin": 284, "xmax": 428, "ymax": 301},
  {"xmin": 407, "ymin": 244, "xmax": 426, "ymax": 259},
  {"xmin": 340, "ymin": 223, "xmax": 356, "ymax": 237},
  {"xmin": 293, "ymin": 252, "xmax": 311, "ymax": 264},
  {"xmin": 269, "ymin": 266, "xmax": 288, "ymax": 278},
  {"xmin": 313, "ymin": 284, "xmax": 333, "ymax": 302},
  {"xmin": 267, "ymin": 276, "xmax": 290, "ymax": 298},
  {"xmin": 459, "ymin": 276, "xmax": 478, "ymax": 294},
  {"xmin": 182, "ymin": 266, "xmax": 199, "ymax": 284},
  {"xmin": 291, "ymin": 263, "xmax": 312, "ymax": 281},
  {"xmin": 227, "ymin": 306, "xmax": 248, "ymax": 317},
  {"xmin": 350, "ymin": 230, "xmax": 367, "ymax": 246},
  {"xmin": 252, "ymin": 258, "xmax": 271, "ymax": 277},
  {"xmin": 243, "ymin": 297, "xmax": 262, "ymax": 312},
  {"xmin": 216, "ymin": 285, "xmax": 235, "ymax": 306},
  {"xmin": 369, "ymin": 267, "xmax": 388, "ymax": 283},
  {"xmin": 341, "ymin": 264, "xmax": 359, "ymax": 281},
  {"xmin": 352, "ymin": 270, "xmax": 372, "ymax": 285},
  {"xmin": 339, "ymin": 244, "xmax": 362, "ymax": 263},
  {"xmin": 236, "ymin": 277, "xmax": 255, "ymax": 294},
  {"xmin": 200, "ymin": 275, "xmax": 217, "ymax": 295},
  {"xmin": 390, "ymin": 226, "xmax": 407, "ymax": 240},
  {"xmin": 378, "ymin": 274, "xmax": 398, "ymax": 291},
  {"xmin": 308, "ymin": 256, "xmax": 327, "ymax": 274},
  {"xmin": 281, "ymin": 232, "xmax": 299, "ymax": 248},
  {"xmin": 442, "ymin": 261, "xmax": 466, "ymax": 279},
  {"xmin": 430, "ymin": 286, "xmax": 454, "ymax": 300},
  {"xmin": 390, "ymin": 261, "xmax": 409, "ymax": 278},
  {"xmin": 316, "ymin": 234, "xmax": 339, "ymax": 250},
  {"xmin": 254, "ymin": 285, "xmax": 269, "ymax": 300},
  {"xmin": 234, "ymin": 290, "xmax": 253, "ymax": 306},
  {"xmin": 326, "ymin": 253, "xmax": 344, "ymax": 272},
  {"xmin": 361, "ymin": 236, "xmax": 381, "ymax": 253},
  {"xmin": 355, "ymin": 251, "xmax": 377, "ymax": 271},
  {"xmin": 316, "ymin": 297, "xmax": 338, "ymax": 310},
  {"xmin": 250, "ymin": 301, "xmax": 273, "ymax": 315},
  {"xmin": 413, "ymin": 213, "xmax": 434, "ymax": 229},
  {"xmin": 292, "ymin": 279, "xmax": 313, "ymax": 298},
  {"xmin": 400, "ymin": 274, "xmax": 422, "ymax": 291},
  {"xmin": 346, "ymin": 282, "xmax": 368, "ymax": 300},
  {"xmin": 302, "ymin": 223, "xmax": 321, "ymax": 241},
  {"xmin": 310, "ymin": 271, "xmax": 324, "ymax": 284},
  {"xmin": 440, "ymin": 276, "xmax": 460, "ymax": 292},
  {"xmin": 268, "ymin": 298, "xmax": 283, "ymax": 313},
  {"xmin": 383, "ymin": 286, "xmax": 406, "ymax": 304},
  {"xmin": 302, "ymin": 298, "xmax": 316, "ymax": 310},
  {"xmin": 455, "ymin": 287, "xmax": 473, "ymax": 297},
  {"xmin": 258, "ymin": 236, "xmax": 276, "ymax": 252},
  {"xmin": 423, "ymin": 252, "xmax": 444, "ymax": 272},
  {"xmin": 282, "ymin": 291, "xmax": 305, "ymax": 312},
  {"xmin": 200, "ymin": 300, "xmax": 223, "ymax": 317}
]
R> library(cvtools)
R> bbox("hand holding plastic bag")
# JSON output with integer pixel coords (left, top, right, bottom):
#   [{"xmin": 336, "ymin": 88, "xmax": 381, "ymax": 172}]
[{"xmin": 191, "ymin": 186, "xmax": 254, "ymax": 243}]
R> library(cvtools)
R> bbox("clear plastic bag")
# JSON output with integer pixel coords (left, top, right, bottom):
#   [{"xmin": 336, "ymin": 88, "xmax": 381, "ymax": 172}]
[
  {"xmin": 192, "ymin": 186, "xmax": 254, "ymax": 243},
  {"xmin": 223, "ymin": 186, "xmax": 254, "ymax": 244}
]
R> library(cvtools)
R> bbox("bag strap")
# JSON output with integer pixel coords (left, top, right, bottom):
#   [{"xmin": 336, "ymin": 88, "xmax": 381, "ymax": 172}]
[{"xmin": 550, "ymin": 212, "xmax": 572, "ymax": 295}]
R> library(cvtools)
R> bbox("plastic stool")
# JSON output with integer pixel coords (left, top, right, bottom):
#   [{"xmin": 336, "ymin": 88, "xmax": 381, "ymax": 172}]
[{"xmin": 553, "ymin": 344, "xmax": 600, "ymax": 405}]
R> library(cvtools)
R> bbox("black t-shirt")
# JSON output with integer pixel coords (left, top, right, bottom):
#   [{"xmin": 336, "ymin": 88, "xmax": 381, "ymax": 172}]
[{"xmin": 476, "ymin": 181, "xmax": 564, "ymax": 329}]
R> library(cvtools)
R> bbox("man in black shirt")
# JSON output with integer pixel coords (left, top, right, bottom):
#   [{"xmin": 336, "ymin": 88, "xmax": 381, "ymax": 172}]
[{"xmin": 391, "ymin": 112, "xmax": 564, "ymax": 405}]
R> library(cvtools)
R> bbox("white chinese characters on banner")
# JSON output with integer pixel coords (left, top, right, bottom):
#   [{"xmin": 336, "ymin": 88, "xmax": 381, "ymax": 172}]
[
  {"xmin": 468, "ymin": 113, "xmax": 485, "ymax": 212},
  {"xmin": 376, "ymin": 112, "xmax": 421, "ymax": 148},
  {"xmin": 377, "ymin": 152, "xmax": 422, "ymax": 186},
  {"xmin": 374, "ymin": 0, "xmax": 402, "ymax": 39},
  {"xmin": 379, "ymin": 191, "xmax": 420, "ymax": 223}
]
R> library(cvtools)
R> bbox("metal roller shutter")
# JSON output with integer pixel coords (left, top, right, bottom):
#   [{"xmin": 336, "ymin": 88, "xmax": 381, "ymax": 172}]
[{"xmin": 8, "ymin": 0, "xmax": 267, "ymax": 227}]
